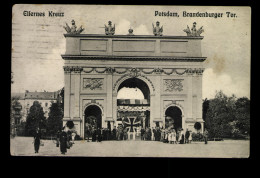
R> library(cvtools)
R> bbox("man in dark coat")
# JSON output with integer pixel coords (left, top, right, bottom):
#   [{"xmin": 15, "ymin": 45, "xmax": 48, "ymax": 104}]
[
  {"xmin": 155, "ymin": 127, "xmax": 160, "ymax": 141},
  {"xmin": 146, "ymin": 127, "xmax": 152, "ymax": 140},
  {"xmin": 33, "ymin": 129, "xmax": 41, "ymax": 153},
  {"xmin": 204, "ymin": 129, "xmax": 208, "ymax": 144},
  {"xmin": 59, "ymin": 129, "xmax": 67, "ymax": 155},
  {"xmin": 141, "ymin": 127, "xmax": 145, "ymax": 140},
  {"xmin": 179, "ymin": 129, "xmax": 185, "ymax": 144},
  {"xmin": 56, "ymin": 131, "xmax": 60, "ymax": 147},
  {"xmin": 185, "ymin": 129, "xmax": 190, "ymax": 144},
  {"xmin": 112, "ymin": 126, "xmax": 117, "ymax": 140},
  {"xmin": 97, "ymin": 127, "xmax": 102, "ymax": 142},
  {"xmin": 101, "ymin": 128, "xmax": 106, "ymax": 141},
  {"xmin": 92, "ymin": 128, "xmax": 97, "ymax": 142},
  {"xmin": 107, "ymin": 128, "xmax": 111, "ymax": 140}
]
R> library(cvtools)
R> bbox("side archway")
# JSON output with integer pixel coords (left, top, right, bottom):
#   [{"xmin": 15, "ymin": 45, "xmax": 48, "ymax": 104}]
[{"xmin": 164, "ymin": 105, "xmax": 184, "ymax": 131}]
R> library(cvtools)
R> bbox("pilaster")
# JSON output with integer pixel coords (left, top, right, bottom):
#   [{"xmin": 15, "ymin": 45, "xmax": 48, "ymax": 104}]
[{"xmin": 63, "ymin": 66, "xmax": 71, "ymax": 120}]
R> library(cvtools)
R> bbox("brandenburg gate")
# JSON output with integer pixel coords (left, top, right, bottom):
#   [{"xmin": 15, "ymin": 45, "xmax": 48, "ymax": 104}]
[{"xmin": 62, "ymin": 20, "xmax": 206, "ymax": 138}]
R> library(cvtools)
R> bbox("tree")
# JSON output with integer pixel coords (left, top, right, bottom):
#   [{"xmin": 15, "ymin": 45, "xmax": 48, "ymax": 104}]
[
  {"xmin": 46, "ymin": 102, "xmax": 63, "ymax": 136},
  {"xmin": 204, "ymin": 91, "xmax": 236, "ymax": 138},
  {"xmin": 234, "ymin": 97, "xmax": 250, "ymax": 137},
  {"xmin": 25, "ymin": 101, "xmax": 46, "ymax": 136},
  {"xmin": 202, "ymin": 98, "xmax": 210, "ymax": 123},
  {"xmin": 10, "ymin": 96, "xmax": 22, "ymax": 136}
]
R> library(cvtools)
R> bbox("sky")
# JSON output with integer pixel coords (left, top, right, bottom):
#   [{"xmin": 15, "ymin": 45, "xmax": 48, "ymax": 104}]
[{"xmin": 11, "ymin": 5, "xmax": 251, "ymax": 99}]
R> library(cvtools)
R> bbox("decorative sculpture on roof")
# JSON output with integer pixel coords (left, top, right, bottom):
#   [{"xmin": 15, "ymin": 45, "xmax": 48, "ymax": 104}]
[
  {"xmin": 183, "ymin": 22, "xmax": 204, "ymax": 36},
  {"xmin": 128, "ymin": 28, "xmax": 134, "ymax": 35},
  {"xmin": 152, "ymin": 21, "xmax": 163, "ymax": 36},
  {"xmin": 105, "ymin": 21, "xmax": 115, "ymax": 35},
  {"xmin": 63, "ymin": 20, "xmax": 84, "ymax": 34}
]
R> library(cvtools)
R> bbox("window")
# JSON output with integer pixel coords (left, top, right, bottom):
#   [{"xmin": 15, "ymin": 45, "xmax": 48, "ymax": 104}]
[{"xmin": 45, "ymin": 103, "xmax": 48, "ymax": 107}]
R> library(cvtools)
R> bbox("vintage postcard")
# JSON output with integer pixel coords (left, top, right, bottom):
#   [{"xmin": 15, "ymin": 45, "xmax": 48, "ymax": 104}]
[{"xmin": 11, "ymin": 4, "xmax": 250, "ymax": 157}]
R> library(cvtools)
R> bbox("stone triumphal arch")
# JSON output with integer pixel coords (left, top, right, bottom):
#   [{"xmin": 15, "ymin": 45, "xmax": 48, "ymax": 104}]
[{"xmin": 62, "ymin": 20, "xmax": 206, "ymax": 139}]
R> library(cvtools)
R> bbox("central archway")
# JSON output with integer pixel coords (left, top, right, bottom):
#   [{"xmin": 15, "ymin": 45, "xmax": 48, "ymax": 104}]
[
  {"xmin": 84, "ymin": 105, "xmax": 102, "ymax": 138},
  {"xmin": 117, "ymin": 77, "xmax": 151, "ymax": 133}
]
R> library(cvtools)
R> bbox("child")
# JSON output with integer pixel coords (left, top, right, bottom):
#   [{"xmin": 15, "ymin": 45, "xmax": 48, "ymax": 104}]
[
  {"xmin": 188, "ymin": 131, "xmax": 192, "ymax": 143},
  {"xmin": 172, "ymin": 129, "xmax": 177, "ymax": 144},
  {"xmin": 168, "ymin": 131, "xmax": 172, "ymax": 144},
  {"xmin": 164, "ymin": 131, "xmax": 168, "ymax": 143}
]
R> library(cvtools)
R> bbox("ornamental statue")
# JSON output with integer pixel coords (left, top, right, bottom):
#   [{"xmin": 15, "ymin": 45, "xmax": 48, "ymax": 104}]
[
  {"xmin": 105, "ymin": 21, "xmax": 115, "ymax": 35},
  {"xmin": 63, "ymin": 20, "xmax": 84, "ymax": 34},
  {"xmin": 128, "ymin": 28, "xmax": 134, "ymax": 35},
  {"xmin": 152, "ymin": 21, "xmax": 163, "ymax": 36},
  {"xmin": 183, "ymin": 22, "xmax": 204, "ymax": 36}
]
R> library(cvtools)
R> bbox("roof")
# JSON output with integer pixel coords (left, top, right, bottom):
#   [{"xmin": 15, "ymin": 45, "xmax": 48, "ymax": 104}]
[
  {"xmin": 64, "ymin": 34, "xmax": 204, "ymax": 40},
  {"xmin": 24, "ymin": 91, "xmax": 58, "ymax": 100},
  {"xmin": 11, "ymin": 93, "xmax": 25, "ymax": 99}
]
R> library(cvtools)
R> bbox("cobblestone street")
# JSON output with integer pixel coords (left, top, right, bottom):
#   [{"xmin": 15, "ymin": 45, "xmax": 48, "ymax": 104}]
[{"xmin": 10, "ymin": 137, "xmax": 249, "ymax": 158}]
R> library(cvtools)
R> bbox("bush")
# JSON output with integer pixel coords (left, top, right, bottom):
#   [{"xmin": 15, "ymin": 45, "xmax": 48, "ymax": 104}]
[
  {"xmin": 74, "ymin": 134, "xmax": 83, "ymax": 140},
  {"xmin": 192, "ymin": 133, "xmax": 204, "ymax": 141}
]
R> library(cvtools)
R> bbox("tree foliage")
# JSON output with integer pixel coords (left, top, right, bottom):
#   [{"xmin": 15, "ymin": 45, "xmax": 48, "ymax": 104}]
[
  {"xmin": 25, "ymin": 101, "xmax": 46, "ymax": 136},
  {"xmin": 85, "ymin": 116, "xmax": 97, "ymax": 128},
  {"xmin": 203, "ymin": 91, "xmax": 250, "ymax": 139},
  {"xmin": 46, "ymin": 102, "xmax": 63, "ymax": 135}
]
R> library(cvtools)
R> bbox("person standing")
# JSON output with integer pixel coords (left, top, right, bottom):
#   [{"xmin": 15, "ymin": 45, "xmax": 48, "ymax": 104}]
[
  {"xmin": 146, "ymin": 127, "xmax": 152, "ymax": 141},
  {"xmin": 188, "ymin": 131, "xmax": 192, "ymax": 143},
  {"xmin": 56, "ymin": 131, "xmax": 60, "ymax": 147},
  {"xmin": 164, "ymin": 130, "xmax": 168, "ymax": 143},
  {"xmin": 204, "ymin": 129, "xmax": 208, "ymax": 144},
  {"xmin": 97, "ymin": 127, "xmax": 102, "ymax": 142},
  {"xmin": 172, "ymin": 129, "xmax": 177, "ymax": 144},
  {"xmin": 101, "ymin": 128, "xmax": 106, "ymax": 141},
  {"xmin": 112, "ymin": 126, "xmax": 117, "ymax": 140},
  {"xmin": 168, "ymin": 130, "xmax": 173, "ymax": 144},
  {"xmin": 107, "ymin": 128, "xmax": 111, "ymax": 140},
  {"xmin": 59, "ymin": 128, "xmax": 67, "ymax": 155},
  {"xmin": 92, "ymin": 128, "xmax": 97, "ymax": 142},
  {"xmin": 33, "ymin": 128, "xmax": 41, "ymax": 154},
  {"xmin": 179, "ymin": 129, "xmax": 184, "ymax": 144},
  {"xmin": 152, "ymin": 127, "xmax": 155, "ymax": 141},
  {"xmin": 161, "ymin": 128, "xmax": 165, "ymax": 142},
  {"xmin": 141, "ymin": 127, "xmax": 145, "ymax": 140},
  {"xmin": 71, "ymin": 131, "xmax": 76, "ymax": 144},
  {"xmin": 67, "ymin": 131, "xmax": 72, "ymax": 149},
  {"xmin": 185, "ymin": 129, "xmax": 190, "ymax": 144},
  {"xmin": 123, "ymin": 128, "xmax": 128, "ymax": 140}
]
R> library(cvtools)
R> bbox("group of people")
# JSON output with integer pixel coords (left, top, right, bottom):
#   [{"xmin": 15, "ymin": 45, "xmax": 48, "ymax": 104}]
[
  {"xmin": 32, "ymin": 126, "xmax": 209, "ymax": 154},
  {"xmin": 86, "ymin": 126, "xmax": 129, "ymax": 142},
  {"xmin": 86, "ymin": 126, "xmax": 209, "ymax": 145},
  {"xmin": 85, "ymin": 125, "xmax": 197, "ymax": 144},
  {"xmin": 160, "ymin": 128, "xmax": 193, "ymax": 144}
]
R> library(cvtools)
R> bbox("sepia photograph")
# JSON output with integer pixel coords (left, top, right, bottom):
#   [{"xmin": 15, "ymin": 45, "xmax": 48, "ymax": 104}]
[{"xmin": 11, "ymin": 4, "xmax": 250, "ymax": 157}]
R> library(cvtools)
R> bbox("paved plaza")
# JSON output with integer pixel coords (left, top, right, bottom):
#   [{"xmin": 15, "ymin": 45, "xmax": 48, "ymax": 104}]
[{"xmin": 10, "ymin": 137, "xmax": 249, "ymax": 158}]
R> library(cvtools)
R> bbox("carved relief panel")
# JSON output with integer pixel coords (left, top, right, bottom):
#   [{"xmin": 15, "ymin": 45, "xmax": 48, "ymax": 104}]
[
  {"xmin": 83, "ymin": 78, "xmax": 104, "ymax": 90},
  {"xmin": 163, "ymin": 79, "xmax": 184, "ymax": 92}
]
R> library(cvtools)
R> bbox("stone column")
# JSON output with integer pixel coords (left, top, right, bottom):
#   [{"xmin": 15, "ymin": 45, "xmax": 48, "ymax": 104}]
[
  {"xmin": 186, "ymin": 69, "xmax": 193, "ymax": 120},
  {"xmin": 71, "ymin": 66, "xmax": 82, "ymax": 135},
  {"xmin": 150, "ymin": 94, "xmax": 155, "ymax": 128},
  {"xmin": 106, "ymin": 68, "xmax": 114, "ymax": 127},
  {"xmin": 197, "ymin": 71, "xmax": 203, "ymax": 121},
  {"xmin": 63, "ymin": 66, "xmax": 71, "ymax": 122},
  {"xmin": 112, "ymin": 92, "xmax": 117, "ymax": 127},
  {"xmin": 151, "ymin": 75, "xmax": 161, "ymax": 127}
]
